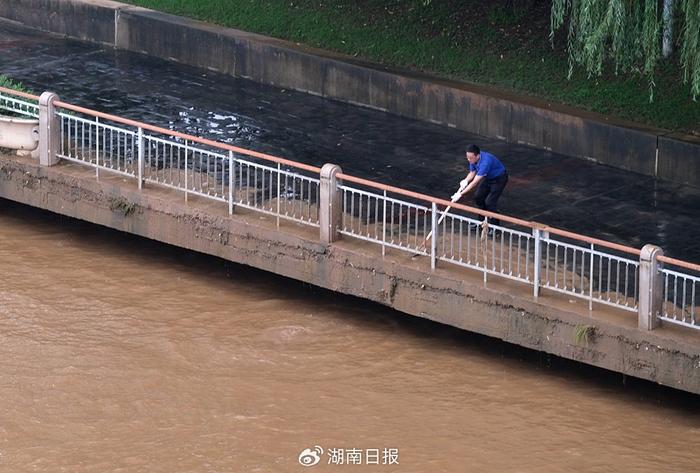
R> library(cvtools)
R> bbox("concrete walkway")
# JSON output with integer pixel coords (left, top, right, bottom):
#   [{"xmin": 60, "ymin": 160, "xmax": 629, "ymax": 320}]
[{"xmin": 2, "ymin": 20, "xmax": 699, "ymax": 263}]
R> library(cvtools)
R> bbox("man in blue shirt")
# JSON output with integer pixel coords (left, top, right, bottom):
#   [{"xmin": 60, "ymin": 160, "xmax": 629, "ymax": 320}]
[{"xmin": 451, "ymin": 144, "xmax": 508, "ymax": 227}]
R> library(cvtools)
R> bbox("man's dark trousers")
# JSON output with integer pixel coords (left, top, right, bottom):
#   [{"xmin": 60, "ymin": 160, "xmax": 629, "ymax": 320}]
[{"xmin": 474, "ymin": 172, "xmax": 508, "ymax": 227}]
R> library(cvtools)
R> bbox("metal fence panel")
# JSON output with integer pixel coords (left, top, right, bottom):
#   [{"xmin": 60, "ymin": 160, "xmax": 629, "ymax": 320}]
[
  {"xmin": 0, "ymin": 92, "xmax": 38, "ymax": 118},
  {"xmin": 339, "ymin": 185, "xmax": 431, "ymax": 255},
  {"xmin": 660, "ymin": 267, "xmax": 700, "ymax": 329}
]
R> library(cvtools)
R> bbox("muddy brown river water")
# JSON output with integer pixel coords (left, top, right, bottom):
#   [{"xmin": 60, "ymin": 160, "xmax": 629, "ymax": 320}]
[{"xmin": 0, "ymin": 200, "xmax": 698, "ymax": 472}]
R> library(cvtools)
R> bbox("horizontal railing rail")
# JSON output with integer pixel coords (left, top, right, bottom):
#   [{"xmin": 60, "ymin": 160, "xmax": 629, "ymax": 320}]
[{"xmin": 1, "ymin": 86, "xmax": 697, "ymax": 331}]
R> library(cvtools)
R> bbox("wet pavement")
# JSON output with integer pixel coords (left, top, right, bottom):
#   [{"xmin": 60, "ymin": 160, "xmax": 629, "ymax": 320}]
[{"xmin": 1, "ymin": 20, "xmax": 699, "ymax": 262}]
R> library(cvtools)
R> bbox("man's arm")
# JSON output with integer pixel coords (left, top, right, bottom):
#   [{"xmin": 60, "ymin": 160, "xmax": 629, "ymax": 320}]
[
  {"xmin": 453, "ymin": 173, "xmax": 482, "ymax": 200},
  {"xmin": 460, "ymin": 171, "xmax": 476, "ymax": 189},
  {"xmin": 452, "ymin": 171, "xmax": 476, "ymax": 200}
]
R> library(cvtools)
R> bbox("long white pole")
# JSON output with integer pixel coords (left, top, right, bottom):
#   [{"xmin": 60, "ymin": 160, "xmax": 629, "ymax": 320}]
[
  {"xmin": 418, "ymin": 182, "xmax": 468, "ymax": 250},
  {"xmin": 419, "ymin": 181, "xmax": 469, "ymax": 251}
]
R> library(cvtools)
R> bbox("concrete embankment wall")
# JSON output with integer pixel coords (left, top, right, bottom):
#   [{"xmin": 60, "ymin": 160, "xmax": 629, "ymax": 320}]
[
  {"xmin": 1, "ymin": 153, "xmax": 699, "ymax": 394},
  {"xmin": 1, "ymin": 0, "xmax": 698, "ymax": 186}
]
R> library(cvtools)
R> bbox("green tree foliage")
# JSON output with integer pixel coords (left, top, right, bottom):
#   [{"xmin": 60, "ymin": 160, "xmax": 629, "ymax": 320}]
[{"xmin": 550, "ymin": 0, "xmax": 700, "ymax": 101}]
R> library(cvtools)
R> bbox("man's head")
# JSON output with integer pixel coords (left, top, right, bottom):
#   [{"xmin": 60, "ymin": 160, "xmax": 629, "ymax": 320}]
[{"xmin": 465, "ymin": 144, "xmax": 480, "ymax": 165}]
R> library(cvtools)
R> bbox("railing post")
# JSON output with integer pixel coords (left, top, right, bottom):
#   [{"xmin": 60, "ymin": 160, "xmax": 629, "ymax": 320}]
[
  {"xmin": 430, "ymin": 202, "xmax": 437, "ymax": 271},
  {"xmin": 276, "ymin": 162, "xmax": 281, "ymax": 228},
  {"xmin": 638, "ymin": 244, "xmax": 663, "ymax": 330},
  {"xmin": 381, "ymin": 190, "xmax": 387, "ymax": 257},
  {"xmin": 228, "ymin": 150, "xmax": 234, "ymax": 215},
  {"xmin": 95, "ymin": 116, "xmax": 100, "ymax": 179},
  {"xmin": 38, "ymin": 91, "xmax": 60, "ymax": 166},
  {"xmin": 320, "ymin": 163, "xmax": 342, "ymax": 244},
  {"xmin": 482, "ymin": 216, "xmax": 489, "ymax": 285},
  {"xmin": 533, "ymin": 227, "xmax": 542, "ymax": 298},
  {"xmin": 137, "ymin": 126, "xmax": 144, "ymax": 189},
  {"xmin": 589, "ymin": 243, "xmax": 595, "ymax": 311},
  {"xmin": 184, "ymin": 139, "xmax": 189, "ymax": 202}
]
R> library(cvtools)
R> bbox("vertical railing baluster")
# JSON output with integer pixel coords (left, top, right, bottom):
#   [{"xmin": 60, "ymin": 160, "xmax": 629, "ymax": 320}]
[
  {"xmin": 350, "ymin": 192, "xmax": 355, "ymax": 234},
  {"xmin": 563, "ymin": 248, "xmax": 568, "ymax": 291},
  {"xmin": 483, "ymin": 218, "xmax": 489, "ymax": 285},
  {"xmin": 673, "ymin": 272, "xmax": 678, "ymax": 319},
  {"xmin": 184, "ymin": 139, "xmax": 189, "ymax": 202},
  {"xmin": 691, "ymin": 281, "xmax": 696, "ymax": 326},
  {"xmin": 137, "ymin": 127, "xmax": 144, "ymax": 189},
  {"xmin": 634, "ymin": 264, "xmax": 639, "ymax": 310},
  {"xmin": 589, "ymin": 244, "xmax": 595, "ymax": 310},
  {"xmin": 80, "ymin": 119, "xmax": 85, "ymax": 158},
  {"xmin": 616, "ymin": 261, "xmax": 621, "ymax": 304},
  {"xmin": 507, "ymin": 233, "xmax": 512, "ymax": 275},
  {"xmin": 341, "ymin": 188, "xmax": 347, "ymax": 231},
  {"xmin": 533, "ymin": 229, "xmax": 541, "ymax": 298},
  {"xmin": 168, "ymin": 142, "xmax": 173, "ymax": 184},
  {"xmin": 399, "ymin": 204, "xmax": 404, "ymax": 247},
  {"xmin": 59, "ymin": 113, "xmax": 65, "ymax": 157},
  {"xmin": 572, "ymin": 250, "xmax": 577, "ymax": 293},
  {"xmin": 554, "ymin": 245, "xmax": 560, "ymax": 288},
  {"xmin": 276, "ymin": 163, "xmax": 281, "ymax": 227},
  {"xmin": 624, "ymin": 261, "xmax": 630, "ymax": 307},
  {"xmin": 253, "ymin": 166, "xmax": 258, "ymax": 207},
  {"xmin": 467, "ymin": 219, "xmax": 472, "ymax": 264},
  {"xmin": 382, "ymin": 190, "xmax": 387, "ymax": 257},
  {"xmin": 390, "ymin": 201, "xmax": 395, "ymax": 243},
  {"xmin": 88, "ymin": 120, "xmax": 93, "ymax": 166},
  {"xmin": 95, "ymin": 117, "xmax": 100, "ymax": 179},
  {"xmin": 682, "ymin": 276, "xmax": 688, "ymax": 323},
  {"xmin": 430, "ymin": 202, "xmax": 437, "ymax": 271},
  {"xmin": 74, "ymin": 118, "xmax": 79, "ymax": 159},
  {"xmin": 524, "ymin": 237, "xmax": 529, "ymax": 281},
  {"xmin": 545, "ymin": 241, "xmax": 550, "ymax": 288},
  {"xmin": 229, "ymin": 151, "xmax": 234, "ymax": 215},
  {"xmin": 458, "ymin": 220, "xmax": 463, "ymax": 262}
]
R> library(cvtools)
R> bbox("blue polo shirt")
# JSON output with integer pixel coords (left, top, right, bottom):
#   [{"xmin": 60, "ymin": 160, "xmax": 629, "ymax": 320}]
[{"xmin": 469, "ymin": 151, "xmax": 506, "ymax": 180}]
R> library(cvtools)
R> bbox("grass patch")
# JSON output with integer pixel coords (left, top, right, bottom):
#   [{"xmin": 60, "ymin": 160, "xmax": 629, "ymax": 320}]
[
  {"xmin": 109, "ymin": 196, "xmax": 137, "ymax": 216},
  {"xmin": 121, "ymin": 0, "xmax": 699, "ymax": 134},
  {"xmin": 573, "ymin": 325, "xmax": 596, "ymax": 346}
]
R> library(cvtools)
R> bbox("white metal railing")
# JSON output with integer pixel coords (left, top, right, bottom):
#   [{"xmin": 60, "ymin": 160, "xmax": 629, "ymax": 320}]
[
  {"xmin": 438, "ymin": 216, "xmax": 535, "ymax": 285},
  {"xmin": 0, "ymin": 93, "xmax": 38, "ymax": 118},
  {"xmin": 660, "ymin": 266, "xmax": 700, "ymax": 329},
  {"xmin": 142, "ymin": 132, "xmax": 228, "ymax": 202},
  {"xmin": 339, "ymin": 184, "xmax": 432, "ymax": 256},
  {"xmin": 234, "ymin": 158, "xmax": 319, "ymax": 226},
  {"xmin": 2, "ymin": 85, "xmax": 699, "ymax": 332},
  {"xmin": 59, "ymin": 112, "xmax": 137, "ymax": 178},
  {"xmin": 540, "ymin": 236, "xmax": 639, "ymax": 312},
  {"xmin": 55, "ymin": 108, "xmax": 320, "ymax": 228},
  {"xmin": 336, "ymin": 182, "xmax": 640, "ymax": 313}
]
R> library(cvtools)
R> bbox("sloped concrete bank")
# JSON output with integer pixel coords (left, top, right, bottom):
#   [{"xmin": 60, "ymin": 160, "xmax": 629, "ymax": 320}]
[
  {"xmin": 1, "ymin": 152, "xmax": 698, "ymax": 394},
  {"xmin": 1, "ymin": 0, "xmax": 698, "ymax": 186}
]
